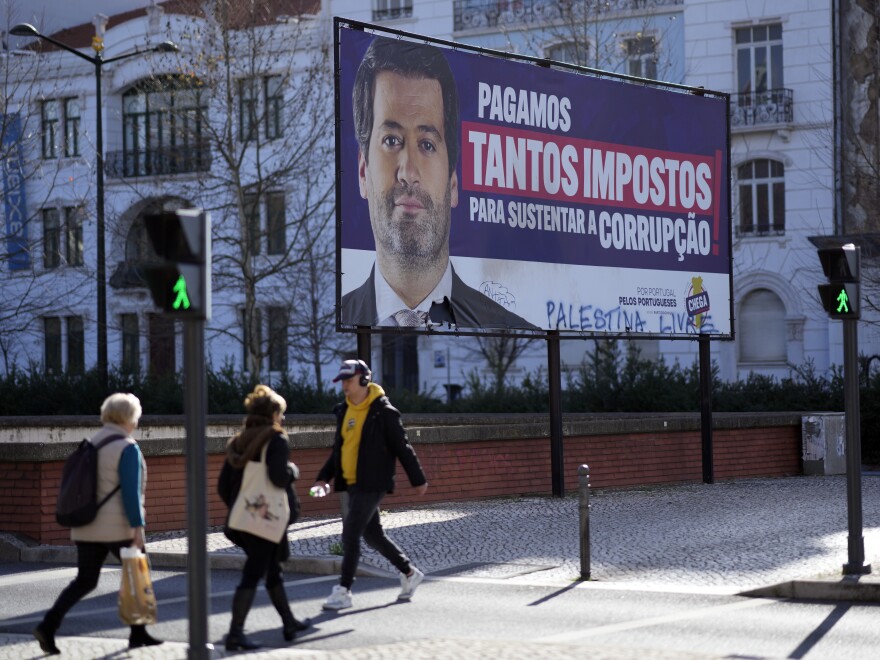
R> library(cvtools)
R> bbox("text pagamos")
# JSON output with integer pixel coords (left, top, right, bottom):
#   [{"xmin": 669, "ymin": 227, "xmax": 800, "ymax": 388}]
[{"xmin": 477, "ymin": 82, "xmax": 572, "ymax": 132}]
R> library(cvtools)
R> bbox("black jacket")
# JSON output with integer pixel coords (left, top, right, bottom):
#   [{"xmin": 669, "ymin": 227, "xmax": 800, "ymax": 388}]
[{"xmin": 317, "ymin": 392, "xmax": 427, "ymax": 493}]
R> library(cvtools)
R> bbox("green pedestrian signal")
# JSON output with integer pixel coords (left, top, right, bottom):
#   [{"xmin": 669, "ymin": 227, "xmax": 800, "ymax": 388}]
[
  {"xmin": 143, "ymin": 210, "xmax": 211, "ymax": 320},
  {"xmin": 816, "ymin": 243, "xmax": 860, "ymax": 320},
  {"xmin": 835, "ymin": 288, "xmax": 849, "ymax": 314},
  {"xmin": 172, "ymin": 275, "xmax": 191, "ymax": 310}
]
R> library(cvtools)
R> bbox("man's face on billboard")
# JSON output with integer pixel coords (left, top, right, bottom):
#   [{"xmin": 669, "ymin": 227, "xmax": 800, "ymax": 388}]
[{"xmin": 359, "ymin": 71, "xmax": 458, "ymax": 271}]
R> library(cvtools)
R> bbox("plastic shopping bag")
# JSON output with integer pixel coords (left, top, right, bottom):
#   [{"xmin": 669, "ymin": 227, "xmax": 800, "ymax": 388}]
[{"xmin": 118, "ymin": 547, "xmax": 158, "ymax": 625}]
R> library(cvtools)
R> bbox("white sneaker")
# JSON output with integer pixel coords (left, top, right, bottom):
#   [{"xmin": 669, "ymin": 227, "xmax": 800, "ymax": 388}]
[
  {"xmin": 322, "ymin": 584, "xmax": 352, "ymax": 610},
  {"xmin": 398, "ymin": 567, "xmax": 424, "ymax": 601}
]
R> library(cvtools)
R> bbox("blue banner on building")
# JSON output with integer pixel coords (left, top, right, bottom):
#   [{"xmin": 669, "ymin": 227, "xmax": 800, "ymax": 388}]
[{"xmin": 2, "ymin": 113, "xmax": 29, "ymax": 270}]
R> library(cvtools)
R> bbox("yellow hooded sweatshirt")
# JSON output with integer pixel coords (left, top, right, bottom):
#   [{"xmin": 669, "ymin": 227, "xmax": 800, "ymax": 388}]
[{"xmin": 340, "ymin": 383, "xmax": 385, "ymax": 485}]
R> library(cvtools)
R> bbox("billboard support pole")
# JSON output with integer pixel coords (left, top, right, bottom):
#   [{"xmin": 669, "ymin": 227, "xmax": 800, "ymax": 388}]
[
  {"xmin": 547, "ymin": 331, "xmax": 564, "ymax": 497},
  {"xmin": 699, "ymin": 334, "xmax": 714, "ymax": 484}
]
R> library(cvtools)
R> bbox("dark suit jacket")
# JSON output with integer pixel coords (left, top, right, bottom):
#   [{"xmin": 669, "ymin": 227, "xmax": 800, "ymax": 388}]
[{"xmin": 340, "ymin": 264, "xmax": 538, "ymax": 330}]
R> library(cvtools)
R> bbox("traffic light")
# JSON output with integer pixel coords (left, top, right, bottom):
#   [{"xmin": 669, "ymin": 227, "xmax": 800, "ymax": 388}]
[
  {"xmin": 817, "ymin": 243, "xmax": 860, "ymax": 320},
  {"xmin": 143, "ymin": 209, "xmax": 211, "ymax": 320}
]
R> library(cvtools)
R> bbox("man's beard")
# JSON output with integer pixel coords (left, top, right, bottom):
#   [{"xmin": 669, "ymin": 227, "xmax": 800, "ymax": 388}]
[{"xmin": 373, "ymin": 182, "xmax": 452, "ymax": 273}]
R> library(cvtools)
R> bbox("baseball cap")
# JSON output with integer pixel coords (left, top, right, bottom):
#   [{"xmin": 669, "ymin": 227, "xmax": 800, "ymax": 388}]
[{"xmin": 332, "ymin": 359, "xmax": 367, "ymax": 382}]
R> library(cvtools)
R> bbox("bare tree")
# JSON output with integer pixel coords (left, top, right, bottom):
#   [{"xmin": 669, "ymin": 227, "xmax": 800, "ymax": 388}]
[
  {"xmin": 462, "ymin": 334, "xmax": 542, "ymax": 392},
  {"xmin": 120, "ymin": 0, "xmax": 340, "ymax": 382},
  {"xmin": 0, "ymin": 7, "xmax": 95, "ymax": 375}
]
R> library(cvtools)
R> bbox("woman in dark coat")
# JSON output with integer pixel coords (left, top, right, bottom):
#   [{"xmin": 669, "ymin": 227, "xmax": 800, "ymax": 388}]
[{"xmin": 218, "ymin": 384, "xmax": 306, "ymax": 650}]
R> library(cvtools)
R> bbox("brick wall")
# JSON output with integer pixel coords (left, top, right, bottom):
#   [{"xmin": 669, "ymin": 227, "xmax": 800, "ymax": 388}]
[{"xmin": 0, "ymin": 415, "xmax": 803, "ymax": 545}]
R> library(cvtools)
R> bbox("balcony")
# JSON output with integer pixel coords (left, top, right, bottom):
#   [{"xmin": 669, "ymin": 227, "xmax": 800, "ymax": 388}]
[
  {"xmin": 731, "ymin": 89, "xmax": 793, "ymax": 129},
  {"xmin": 104, "ymin": 143, "xmax": 212, "ymax": 179},
  {"xmin": 454, "ymin": 0, "xmax": 684, "ymax": 32}
]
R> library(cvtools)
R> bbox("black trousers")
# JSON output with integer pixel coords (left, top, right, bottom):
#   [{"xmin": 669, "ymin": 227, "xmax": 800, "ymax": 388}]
[
  {"xmin": 43, "ymin": 540, "xmax": 144, "ymax": 633},
  {"xmin": 339, "ymin": 486, "xmax": 412, "ymax": 589},
  {"xmin": 237, "ymin": 532, "xmax": 284, "ymax": 590}
]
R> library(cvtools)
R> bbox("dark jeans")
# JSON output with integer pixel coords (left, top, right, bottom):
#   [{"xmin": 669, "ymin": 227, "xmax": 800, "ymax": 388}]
[
  {"xmin": 237, "ymin": 532, "xmax": 284, "ymax": 590},
  {"xmin": 43, "ymin": 540, "xmax": 137, "ymax": 632},
  {"xmin": 340, "ymin": 486, "xmax": 411, "ymax": 589}
]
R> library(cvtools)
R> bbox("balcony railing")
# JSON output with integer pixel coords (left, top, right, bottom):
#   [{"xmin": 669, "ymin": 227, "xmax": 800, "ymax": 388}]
[
  {"xmin": 105, "ymin": 143, "xmax": 212, "ymax": 179},
  {"xmin": 454, "ymin": 0, "xmax": 683, "ymax": 32},
  {"xmin": 731, "ymin": 89, "xmax": 793, "ymax": 128}
]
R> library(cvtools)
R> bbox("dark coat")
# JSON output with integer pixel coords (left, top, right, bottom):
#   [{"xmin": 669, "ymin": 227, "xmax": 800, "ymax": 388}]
[
  {"xmin": 339, "ymin": 264, "xmax": 538, "ymax": 330},
  {"xmin": 218, "ymin": 432, "xmax": 300, "ymax": 558},
  {"xmin": 316, "ymin": 393, "xmax": 426, "ymax": 494}
]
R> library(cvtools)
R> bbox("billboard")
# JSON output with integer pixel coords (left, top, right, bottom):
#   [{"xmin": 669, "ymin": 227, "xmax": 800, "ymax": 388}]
[{"xmin": 335, "ymin": 20, "xmax": 732, "ymax": 339}]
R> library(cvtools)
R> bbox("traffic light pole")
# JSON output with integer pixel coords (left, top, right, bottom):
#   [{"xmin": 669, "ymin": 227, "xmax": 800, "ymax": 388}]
[
  {"xmin": 184, "ymin": 319, "xmax": 213, "ymax": 658},
  {"xmin": 842, "ymin": 318, "xmax": 871, "ymax": 575}
]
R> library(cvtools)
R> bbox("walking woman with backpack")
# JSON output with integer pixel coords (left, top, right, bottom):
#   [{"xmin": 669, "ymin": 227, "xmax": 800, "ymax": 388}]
[
  {"xmin": 218, "ymin": 384, "xmax": 306, "ymax": 650},
  {"xmin": 33, "ymin": 393, "xmax": 162, "ymax": 655}
]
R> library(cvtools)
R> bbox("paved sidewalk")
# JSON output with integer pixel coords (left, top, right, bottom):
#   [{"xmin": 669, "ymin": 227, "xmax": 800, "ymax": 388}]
[
  {"xmin": 164, "ymin": 474, "xmax": 878, "ymax": 593},
  {"xmin": 3, "ymin": 475, "xmax": 880, "ymax": 658}
]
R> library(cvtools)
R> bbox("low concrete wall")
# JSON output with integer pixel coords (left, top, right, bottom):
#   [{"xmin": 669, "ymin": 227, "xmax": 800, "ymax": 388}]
[{"xmin": 0, "ymin": 412, "xmax": 805, "ymax": 545}]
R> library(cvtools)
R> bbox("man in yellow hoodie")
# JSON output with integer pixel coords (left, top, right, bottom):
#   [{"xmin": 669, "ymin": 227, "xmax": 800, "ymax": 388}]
[{"xmin": 313, "ymin": 359, "xmax": 428, "ymax": 610}]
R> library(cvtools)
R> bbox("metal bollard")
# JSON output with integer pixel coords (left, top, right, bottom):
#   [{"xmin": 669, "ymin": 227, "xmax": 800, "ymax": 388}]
[{"xmin": 578, "ymin": 464, "xmax": 591, "ymax": 580}]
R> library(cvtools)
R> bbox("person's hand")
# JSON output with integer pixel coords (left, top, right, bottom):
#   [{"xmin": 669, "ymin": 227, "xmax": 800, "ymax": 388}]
[
  {"xmin": 310, "ymin": 480, "xmax": 330, "ymax": 497},
  {"xmin": 131, "ymin": 526, "xmax": 145, "ymax": 550},
  {"xmin": 414, "ymin": 483, "xmax": 428, "ymax": 496}
]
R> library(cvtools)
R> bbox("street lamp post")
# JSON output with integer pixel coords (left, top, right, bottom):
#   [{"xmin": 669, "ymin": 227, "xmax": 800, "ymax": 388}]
[{"xmin": 10, "ymin": 22, "xmax": 177, "ymax": 387}]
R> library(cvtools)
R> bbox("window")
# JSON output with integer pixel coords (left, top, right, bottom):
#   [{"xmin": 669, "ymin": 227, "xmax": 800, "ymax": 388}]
[
  {"xmin": 123, "ymin": 76, "xmax": 207, "ymax": 177},
  {"xmin": 625, "ymin": 36, "xmax": 657, "ymax": 80},
  {"xmin": 41, "ymin": 98, "xmax": 80, "ymax": 158},
  {"xmin": 64, "ymin": 98, "xmax": 81, "ymax": 157},
  {"xmin": 739, "ymin": 289, "xmax": 786, "ymax": 363},
  {"xmin": 267, "ymin": 306, "xmax": 289, "ymax": 372},
  {"xmin": 264, "ymin": 76, "xmax": 283, "ymax": 140},
  {"xmin": 738, "ymin": 159, "xmax": 785, "ymax": 235},
  {"xmin": 121, "ymin": 314, "xmax": 140, "ymax": 373},
  {"xmin": 239, "ymin": 78, "xmax": 259, "ymax": 141},
  {"xmin": 43, "ymin": 208, "xmax": 61, "ymax": 269},
  {"xmin": 67, "ymin": 316, "xmax": 84, "ymax": 373},
  {"xmin": 266, "ymin": 192, "xmax": 286, "ymax": 255},
  {"xmin": 546, "ymin": 41, "xmax": 582, "ymax": 65},
  {"xmin": 736, "ymin": 24, "xmax": 783, "ymax": 96},
  {"xmin": 381, "ymin": 335, "xmax": 419, "ymax": 391},
  {"xmin": 239, "ymin": 75, "xmax": 284, "ymax": 141},
  {"xmin": 65, "ymin": 207, "xmax": 84, "ymax": 266},
  {"xmin": 43, "ymin": 316, "xmax": 83, "ymax": 373},
  {"xmin": 44, "ymin": 317, "xmax": 62, "ymax": 374},
  {"xmin": 243, "ymin": 191, "xmax": 286, "ymax": 256},
  {"xmin": 148, "ymin": 314, "xmax": 175, "ymax": 377},
  {"xmin": 244, "ymin": 193, "xmax": 261, "ymax": 256},
  {"xmin": 43, "ymin": 206, "xmax": 84, "ymax": 269},
  {"xmin": 373, "ymin": 0, "xmax": 412, "ymax": 21}
]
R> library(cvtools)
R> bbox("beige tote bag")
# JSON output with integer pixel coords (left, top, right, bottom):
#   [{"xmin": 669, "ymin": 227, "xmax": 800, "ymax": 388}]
[{"xmin": 227, "ymin": 444, "xmax": 289, "ymax": 543}]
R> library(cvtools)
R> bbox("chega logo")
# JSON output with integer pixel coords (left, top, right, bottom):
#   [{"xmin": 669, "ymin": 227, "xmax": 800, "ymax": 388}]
[{"xmin": 685, "ymin": 277, "xmax": 710, "ymax": 329}]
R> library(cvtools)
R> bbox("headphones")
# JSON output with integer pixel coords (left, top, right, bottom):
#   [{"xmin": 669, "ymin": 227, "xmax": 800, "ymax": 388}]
[{"xmin": 356, "ymin": 360, "xmax": 372, "ymax": 387}]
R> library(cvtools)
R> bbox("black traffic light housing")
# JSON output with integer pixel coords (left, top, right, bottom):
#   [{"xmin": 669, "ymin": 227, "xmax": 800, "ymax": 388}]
[
  {"xmin": 143, "ymin": 209, "xmax": 211, "ymax": 320},
  {"xmin": 817, "ymin": 243, "xmax": 860, "ymax": 320}
]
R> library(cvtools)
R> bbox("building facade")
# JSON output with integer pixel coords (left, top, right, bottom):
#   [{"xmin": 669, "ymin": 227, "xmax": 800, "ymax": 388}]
[{"xmin": 2, "ymin": 0, "xmax": 876, "ymax": 394}]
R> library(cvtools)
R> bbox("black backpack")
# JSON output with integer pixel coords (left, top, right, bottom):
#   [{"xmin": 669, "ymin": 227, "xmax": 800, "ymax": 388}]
[{"xmin": 56, "ymin": 434, "xmax": 126, "ymax": 528}]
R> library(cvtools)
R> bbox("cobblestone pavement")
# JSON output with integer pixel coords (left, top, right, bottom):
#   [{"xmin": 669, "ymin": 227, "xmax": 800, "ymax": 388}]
[
  {"xmin": 189, "ymin": 475, "xmax": 880, "ymax": 590},
  {"xmin": 3, "ymin": 475, "xmax": 880, "ymax": 658}
]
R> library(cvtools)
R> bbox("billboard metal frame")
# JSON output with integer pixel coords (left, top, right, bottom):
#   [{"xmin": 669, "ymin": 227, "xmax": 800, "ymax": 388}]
[{"xmin": 334, "ymin": 17, "xmax": 734, "ymax": 343}]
